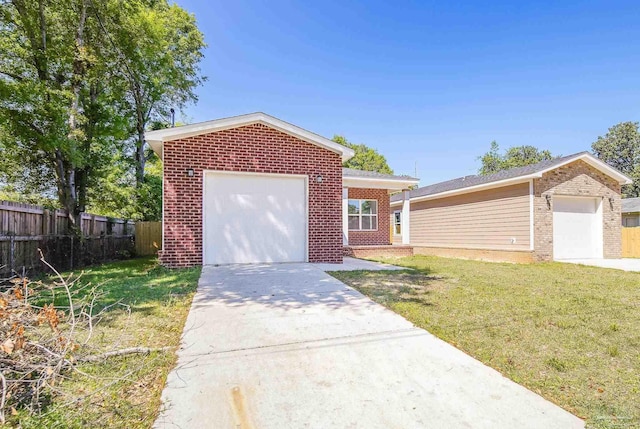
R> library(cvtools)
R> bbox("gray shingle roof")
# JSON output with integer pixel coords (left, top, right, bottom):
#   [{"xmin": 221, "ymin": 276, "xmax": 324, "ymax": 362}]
[
  {"xmin": 342, "ymin": 168, "xmax": 418, "ymax": 181},
  {"xmin": 622, "ymin": 197, "xmax": 640, "ymax": 213},
  {"xmin": 391, "ymin": 151, "xmax": 593, "ymax": 202}
]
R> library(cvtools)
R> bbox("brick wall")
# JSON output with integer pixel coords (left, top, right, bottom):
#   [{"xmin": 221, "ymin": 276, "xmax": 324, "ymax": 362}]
[
  {"xmin": 344, "ymin": 245, "xmax": 413, "ymax": 258},
  {"xmin": 347, "ymin": 188, "xmax": 391, "ymax": 246},
  {"xmin": 533, "ymin": 160, "xmax": 622, "ymax": 261},
  {"xmin": 161, "ymin": 123, "xmax": 343, "ymax": 267}
]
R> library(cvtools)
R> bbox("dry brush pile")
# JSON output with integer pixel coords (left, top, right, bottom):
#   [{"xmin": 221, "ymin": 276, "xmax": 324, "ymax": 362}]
[{"xmin": 0, "ymin": 253, "xmax": 165, "ymax": 423}]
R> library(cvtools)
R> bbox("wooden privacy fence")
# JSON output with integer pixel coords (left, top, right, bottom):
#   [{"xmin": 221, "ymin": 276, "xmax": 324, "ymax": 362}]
[
  {"xmin": 622, "ymin": 227, "xmax": 640, "ymax": 258},
  {"xmin": 0, "ymin": 200, "xmax": 135, "ymax": 276},
  {"xmin": 135, "ymin": 221, "xmax": 162, "ymax": 256}
]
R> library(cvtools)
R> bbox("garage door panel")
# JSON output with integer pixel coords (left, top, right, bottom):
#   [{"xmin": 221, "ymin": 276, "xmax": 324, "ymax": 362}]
[
  {"xmin": 553, "ymin": 196, "xmax": 602, "ymax": 260},
  {"xmin": 204, "ymin": 173, "xmax": 307, "ymax": 265}
]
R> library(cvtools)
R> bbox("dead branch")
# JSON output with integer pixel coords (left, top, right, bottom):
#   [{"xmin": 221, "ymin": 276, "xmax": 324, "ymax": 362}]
[
  {"xmin": 78, "ymin": 346, "xmax": 172, "ymax": 362},
  {"xmin": 0, "ymin": 251, "xmax": 165, "ymax": 419}
]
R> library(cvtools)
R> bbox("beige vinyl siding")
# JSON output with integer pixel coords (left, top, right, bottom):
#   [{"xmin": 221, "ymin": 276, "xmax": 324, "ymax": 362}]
[{"xmin": 410, "ymin": 183, "xmax": 531, "ymax": 250}]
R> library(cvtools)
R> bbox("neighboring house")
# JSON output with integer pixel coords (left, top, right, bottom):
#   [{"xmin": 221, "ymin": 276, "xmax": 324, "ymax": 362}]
[
  {"xmin": 146, "ymin": 112, "xmax": 418, "ymax": 267},
  {"xmin": 391, "ymin": 152, "xmax": 632, "ymax": 262},
  {"xmin": 622, "ymin": 197, "xmax": 640, "ymax": 227}
]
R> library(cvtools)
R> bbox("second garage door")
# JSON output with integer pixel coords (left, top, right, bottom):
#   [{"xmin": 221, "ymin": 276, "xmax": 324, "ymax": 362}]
[
  {"xmin": 552, "ymin": 196, "xmax": 603, "ymax": 260},
  {"xmin": 203, "ymin": 172, "xmax": 307, "ymax": 265}
]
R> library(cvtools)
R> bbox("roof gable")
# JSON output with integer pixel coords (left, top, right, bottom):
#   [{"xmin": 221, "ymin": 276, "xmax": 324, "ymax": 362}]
[{"xmin": 146, "ymin": 112, "xmax": 355, "ymax": 162}]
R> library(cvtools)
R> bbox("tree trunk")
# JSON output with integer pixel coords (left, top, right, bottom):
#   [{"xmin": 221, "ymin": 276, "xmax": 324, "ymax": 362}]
[
  {"xmin": 64, "ymin": 0, "xmax": 89, "ymax": 231},
  {"xmin": 135, "ymin": 122, "xmax": 146, "ymax": 187},
  {"xmin": 134, "ymin": 86, "xmax": 146, "ymax": 187}
]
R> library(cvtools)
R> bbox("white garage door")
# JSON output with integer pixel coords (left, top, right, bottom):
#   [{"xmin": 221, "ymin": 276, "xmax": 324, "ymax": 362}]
[
  {"xmin": 203, "ymin": 172, "xmax": 307, "ymax": 265},
  {"xmin": 552, "ymin": 196, "xmax": 603, "ymax": 260}
]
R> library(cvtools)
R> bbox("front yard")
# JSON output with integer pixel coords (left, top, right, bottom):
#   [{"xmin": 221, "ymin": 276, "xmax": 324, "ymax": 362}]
[
  {"xmin": 330, "ymin": 256, "xmax": 640, "ymax": 429},
  {"xmin": 11, "ymin": 257, "xmax": 200, "ymax": 428}
]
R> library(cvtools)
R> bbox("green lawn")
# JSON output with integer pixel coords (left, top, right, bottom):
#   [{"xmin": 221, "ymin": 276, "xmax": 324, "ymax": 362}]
[
  {"xmin": 329, "ymin": 256, "xmax": 640, "ymax": 429},
  {"xmin": 14, "ymin": 257, "xmax": 201, "ymax": 429}
]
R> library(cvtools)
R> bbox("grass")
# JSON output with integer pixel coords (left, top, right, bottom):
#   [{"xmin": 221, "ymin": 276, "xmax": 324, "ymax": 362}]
[
  {"xmin": 329, "ymin": 256, "xmax": 640, "ymax": 429},
  {"xmin": 13, "ymin": 257, "xmax": 201, "ymax": 429}
]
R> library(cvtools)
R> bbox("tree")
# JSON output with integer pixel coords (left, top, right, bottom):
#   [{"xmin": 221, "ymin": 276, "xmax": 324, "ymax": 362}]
[
  {"xmin": 333, "ymin": 135, "xmax": 393, "ymax": 174},
  {"xmin": 592, "ymin": 121, "xmax": 640, "ymax": 198},
  {"xmin": 0, "ymin": 0, "xmax": 119, "ymax": 228},
  {"xmin": 0, "ymin": 0, "xmax": 205, "ymax": 224},
  {"xmin": 478, "ymin": 141, "xmax": 555, "ymax": 175},
  {"xmin": 96, "ymin": 0, "xmax": 205, "ymax": 187}
]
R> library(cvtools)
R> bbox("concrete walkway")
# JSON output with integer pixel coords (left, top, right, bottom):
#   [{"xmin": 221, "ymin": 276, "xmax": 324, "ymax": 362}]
[
  {"xmin": 154, "ymin": 263, "xmax": 583, "ymax": 429},
  {"xmin": 560, "ymin": 258, "xmax": 640, "ymax": 272}
]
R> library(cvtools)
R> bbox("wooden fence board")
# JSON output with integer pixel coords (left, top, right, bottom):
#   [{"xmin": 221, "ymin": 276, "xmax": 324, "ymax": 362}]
[
  {"xmin": 0, "ymin": 200, "xmax": 135, "ymax": 276},
  {"xmin": 135, "ymin": 222, "xmax": 162, "ymax": 256},
  {"xmin": 622, "ymin": 227, "xmax": 640, "ymax": 258}
]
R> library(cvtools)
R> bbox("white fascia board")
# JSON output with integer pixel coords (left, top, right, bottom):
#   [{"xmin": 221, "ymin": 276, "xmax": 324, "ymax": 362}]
[
  {"xmin": 146, "ymin": 112, "xmax": 355, "ymax": 162},
  {"xmin": 392, "ymin": 153, "xmax": 633, "ymax": 206},
  {"xmin": 343, "ymin": 176, "xmax": 419, "ymax": 192},
  {"xmin": 536, "ymin": 153, "xmax": 633, "ymax": 185},
  {"xmin": 407, "ymin": 175, "xmax": 537, "ymax": 204}
]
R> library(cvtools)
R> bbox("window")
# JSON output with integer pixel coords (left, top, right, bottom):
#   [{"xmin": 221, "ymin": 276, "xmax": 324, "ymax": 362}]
[
  {"xmin": 393, "ymin": 211, "xmax": 401, "ymax": 235},
  {"xmin": 348, "ymin": 199, "xmax": 378, "ymax": 230}
]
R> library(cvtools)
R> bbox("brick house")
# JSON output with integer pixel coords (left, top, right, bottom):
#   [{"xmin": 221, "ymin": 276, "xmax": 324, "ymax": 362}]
[
  {"xmin": 146, "ymin": 112, "xmax": 418, "ymax": 267},
  {"xmin": 390, "ymin": 152, "xmax": 632, "ymax": 262}
]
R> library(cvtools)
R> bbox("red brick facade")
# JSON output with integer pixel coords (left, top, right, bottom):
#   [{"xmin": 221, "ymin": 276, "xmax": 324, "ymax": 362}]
[
  {"xmin": 161, "ymin": 123, "xmax": 343, "ymax": 267},
  {"xmin": 347, "ymin": 188, "xmax": 391, "ymax": 246}
]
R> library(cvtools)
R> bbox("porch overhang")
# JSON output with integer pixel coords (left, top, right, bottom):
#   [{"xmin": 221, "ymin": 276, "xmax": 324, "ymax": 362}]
[{"xmin": 343, "ymin": 177, "xmax": 419, "ymax": 192}]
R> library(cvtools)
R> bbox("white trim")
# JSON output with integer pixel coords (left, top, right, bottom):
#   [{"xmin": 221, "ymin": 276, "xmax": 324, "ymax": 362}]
[
  {"xmin": 147, "ymin": 112, "xmax": 355, "ymax": 162},
  {"xmin": 391, "ymin": 152, "xmax": 633, "ymax": 206},
  {"xmin": 342, "ymin": 176, "xmax": 419, "ymax": 191},
  {"xmin": 396, "ymin": 175, "xmax": 533, "ymax": 205},
  {"xmin": 529, "ymin": 179, "xmax": 534, "ymax": 251},
  {"xmin": 342, "ymin": 188, "xmax": 349, "ymax": 245},
  {"xmin": 347, "ymin": 199, "xmax": 379, "ymax": 231},
  {"xmin": 401, "ymin": 190, "xmax": 411, "ymax": 245},
  {"xmin": 537, "ymin": 153, "xmax": 632, "ymax": 185},
  {"xmin": 201, "ymin": 170, "xmax": 309, "ymax": 263}
]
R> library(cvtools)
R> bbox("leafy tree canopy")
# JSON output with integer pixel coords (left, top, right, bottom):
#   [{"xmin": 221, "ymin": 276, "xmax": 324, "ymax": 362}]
[
  {"xmin": 478, "ymin": 141, "xmax": 555, "ymax": 175},
  {"xmin": 333, "ymin": 135, "xmax": 393, "ymax": 174},
  {"xmin": 0, "ymin": 0, "xmax": 205, "ymax": 224},
  {"xmin": 592, "ymin": 121, "xmax": 640, "ymax": 198}
]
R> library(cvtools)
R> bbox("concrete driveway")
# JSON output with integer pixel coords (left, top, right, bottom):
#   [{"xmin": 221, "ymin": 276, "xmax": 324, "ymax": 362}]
[
  {"xmin": 560, "ymin": 258, "xmax": 640, "ymax": 272},
  {"xmin": 154, "ymin": 262, "xmax": 583, "ymax": 429}
]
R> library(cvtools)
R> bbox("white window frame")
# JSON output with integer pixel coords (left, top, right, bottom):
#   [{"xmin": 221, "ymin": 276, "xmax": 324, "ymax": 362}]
[
  {"xmin": 393, "ymin": 210, "xmax": 402, "ymax": 236},
  {"xmin": 348, "ymin": 199, "xmax": 378, "ymax": 231}
]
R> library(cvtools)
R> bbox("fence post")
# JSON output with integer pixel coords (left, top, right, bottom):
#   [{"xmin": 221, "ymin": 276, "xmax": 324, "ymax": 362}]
[
  {"xmin": 70, "ymin": 235, "xmax": 74, "ymax": 270},
  {"xmin": 10, "ymin": 235, "xmax": 15, "ymax": 273}
]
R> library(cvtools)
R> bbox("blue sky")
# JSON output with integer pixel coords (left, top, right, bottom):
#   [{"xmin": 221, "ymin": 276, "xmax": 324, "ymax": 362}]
[{"xmin": 175, "ymin": 0, "xmax": 640, "ymax": 185}]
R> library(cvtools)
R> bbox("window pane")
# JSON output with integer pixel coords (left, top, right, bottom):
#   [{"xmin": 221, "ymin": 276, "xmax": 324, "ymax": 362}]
[
  {"xmin": 394, "ymin": 212, "xmax": 401, "ymax": 224},
  {"xmin": 362, "ymin": 216, "xmax": 371, "ymax": 230},
  {"xmin": 371, "ymin": 216, "xmax": 377, "ymax": 230},
  {"xmin": 348, "ymin": 215, "xmax": 360, "ymax": 230},
  {"xmin": 395, "ymin": 224, "xmax": 401, "ymax": 234},
  {"xmin": 348, "ymin": 200, "xmax": 360, "ymax": 214},
  {"xmin": 361, "ymin": 200, "xmax": 377, "ymax": 215}
]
